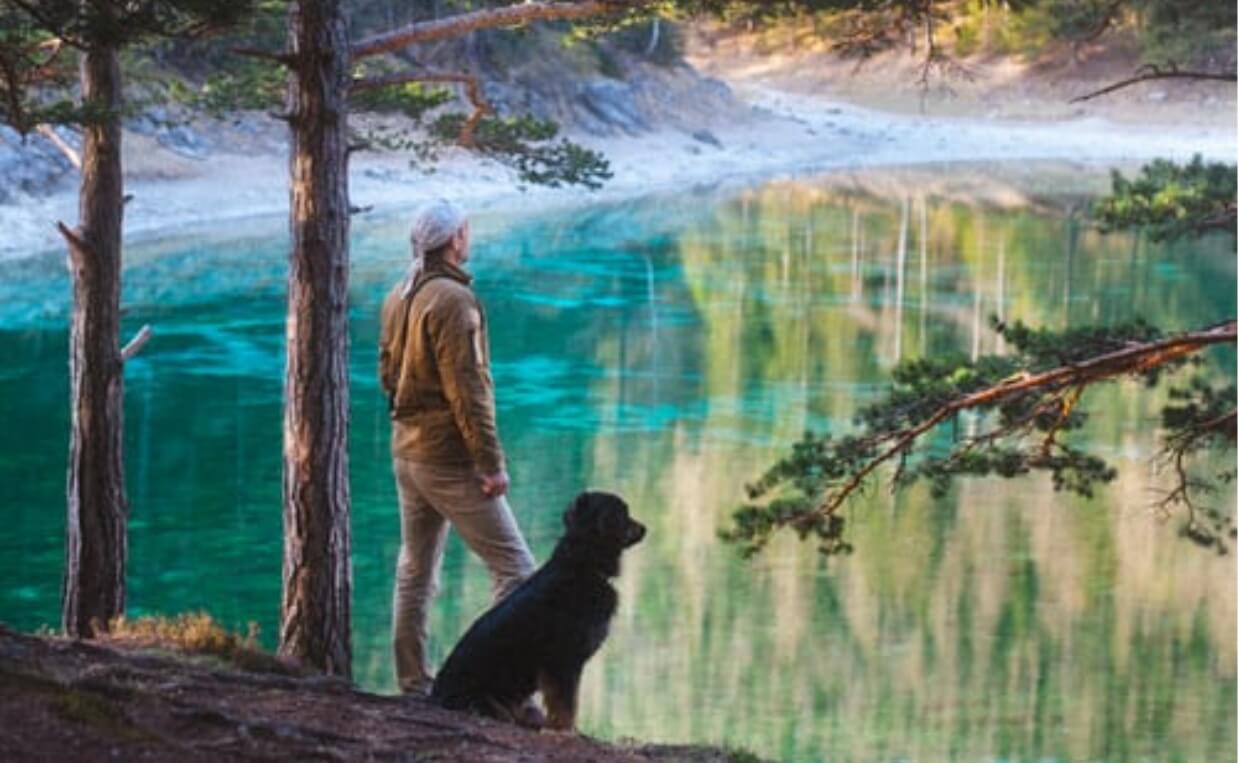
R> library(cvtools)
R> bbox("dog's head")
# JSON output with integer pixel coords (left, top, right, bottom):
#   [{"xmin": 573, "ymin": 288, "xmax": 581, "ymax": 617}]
[{"xmin": 562, "ymin": 491, "xmax": 645, "ymax": 552}]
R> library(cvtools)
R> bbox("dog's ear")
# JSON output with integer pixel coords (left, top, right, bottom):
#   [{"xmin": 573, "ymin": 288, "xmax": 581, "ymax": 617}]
[
  {"xmin": 562, "ymin": 492, "xmax": 591, "ymax": 532},
  {"xmin": 596, "ymin": 500, "xmax": 629, "ymax": 541}
]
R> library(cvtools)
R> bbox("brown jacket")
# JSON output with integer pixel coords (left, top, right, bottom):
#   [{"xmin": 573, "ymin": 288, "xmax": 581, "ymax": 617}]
[{"xmin": 379, "ymin": 258, "xmax": 505, "ymax": 474}]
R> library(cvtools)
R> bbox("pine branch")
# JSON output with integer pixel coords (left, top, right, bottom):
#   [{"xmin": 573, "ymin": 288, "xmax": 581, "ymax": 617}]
[
  {"xmin": 351, "ymin": 69, "xmax": 491, "ymax": 147},
  {"xmin": 33, "ymin": 36, "xmax": 66, "ymax": 71},
  {"xmin": 55, "ymin": 220, "xmax": 90, "ymax": 262},
  {"xmin": 812, "ymin": 321, "xmax": 1236, "ymax": 521},
  {"xmin": 1071, "ymin": 67, "xmax": 1236, "ymax": 103},
  {"xmin": 35, "ymin": 124, "xmax": 81, "ymax": 169},
  {"xmin": 120, "ymin": 325, "xmax": 153, "ymax": 362},
  {"xmin": 4, "ymin": 0, "xmax": 87, "ymax": 49},
  {"xmin": 232, "ymin": 46, "xmax": 295, "ymax": 67},
  {"xmin": 351, "ymin": 1, "xmax": 644, "ymax": 60}
]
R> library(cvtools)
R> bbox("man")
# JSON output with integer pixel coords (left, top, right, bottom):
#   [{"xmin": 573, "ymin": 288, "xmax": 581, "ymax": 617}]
[{"xmin": 379, "ymin": 199, "xmax": 536, "ymax": 697}]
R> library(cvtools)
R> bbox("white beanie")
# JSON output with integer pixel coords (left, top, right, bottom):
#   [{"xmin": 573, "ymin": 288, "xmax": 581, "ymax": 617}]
[{"xmin": 403, "ymin": 198, "xmax": 466, "ymax": 297}]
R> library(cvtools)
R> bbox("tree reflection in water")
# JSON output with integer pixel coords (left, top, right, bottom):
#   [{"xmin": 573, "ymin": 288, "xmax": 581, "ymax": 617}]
[{"xmin": 0, "ymin": 162, "xmax": 1232, "ymax": 763}]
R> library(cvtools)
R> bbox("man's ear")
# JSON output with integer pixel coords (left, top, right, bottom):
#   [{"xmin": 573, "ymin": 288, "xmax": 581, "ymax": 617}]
[{"xmin": 453, "ymin": 223, "xmax": 470, "ymax": 260}]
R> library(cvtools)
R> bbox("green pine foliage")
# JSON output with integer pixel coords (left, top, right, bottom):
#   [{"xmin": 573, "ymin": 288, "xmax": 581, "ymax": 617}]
[
  {"xmin": 721, "ymin": 319, "xmax": 1181, "ymax": 558},
  {"xmin": 1093, "ymin": 156, "xmax": 1237, "ymax": 242},
  {"xmin": 998, "ymin": 0, "xmax": 1123, "ymax": 52},
  {"xmin": 352, "ymin": 82, "xmax": 454, "ymax": 121},
  {"xmin": 1159, "ymin": 376, "xmax": 1238, "ymax": 550},
  {"xmin": 426, "ymin": 113, "xmax": 613, "ymax": 189},
  {"xmin": 699, "ymin": 0, "xmax": 1236, "ymax": 67},
  {"xmin": 725, "ymin": 158, "xmax": 1237, "ymax": 560},
  {"xmin": 166, "ymin": 59, "xmax": 285, "ymax": 117},
  {"xmin": 0, "ymin": 0, "xmax": 253, "ymax": 49},
  {"xmin": 155, "ymin": 0, "xmax": 624, "ymax": 189},
  {"xmin": 0, "ymin": 14, "xmax": 79, "ymax": 134},
  {"xmin": 0, "ymin": 0, "xmax": 255, "ymax": 132}
]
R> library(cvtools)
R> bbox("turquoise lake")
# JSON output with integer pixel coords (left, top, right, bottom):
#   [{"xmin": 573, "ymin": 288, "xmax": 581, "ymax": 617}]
[{"xmin": 0, "ymin": 162, "xmax": 1234, "ymax": 762}]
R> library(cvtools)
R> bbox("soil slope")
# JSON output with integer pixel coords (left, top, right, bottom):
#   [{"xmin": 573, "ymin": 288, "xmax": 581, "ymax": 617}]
[{"xmin": 0, "ymin": 625, "xmax": 759, "ymax": 763}]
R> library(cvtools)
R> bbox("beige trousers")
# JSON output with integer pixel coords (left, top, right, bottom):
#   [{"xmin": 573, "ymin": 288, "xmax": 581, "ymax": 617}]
[{"xmin": 391, "ymin": 457, "xmax": 536, "ymax": 694}]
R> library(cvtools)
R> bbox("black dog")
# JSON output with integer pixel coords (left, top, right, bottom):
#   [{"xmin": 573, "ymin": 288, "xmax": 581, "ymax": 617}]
[{"xmin": 430, "ymin": 491, "xmax": 645, "ymax": 731}]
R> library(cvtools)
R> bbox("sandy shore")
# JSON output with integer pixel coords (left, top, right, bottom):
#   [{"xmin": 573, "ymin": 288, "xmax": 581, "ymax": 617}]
[{"xmin": 1, "ymin": 80, "xmax": 1234, "ymax": 260}]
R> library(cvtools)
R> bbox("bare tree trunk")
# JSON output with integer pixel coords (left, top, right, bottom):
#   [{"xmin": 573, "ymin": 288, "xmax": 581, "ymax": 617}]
[
  {"xmin": 644, "ymin": 18, "xmax": 660, "ymax": 57},
  {"xmin": 61, "ymin": 42, "xmax": 126, "ymax": 639},
  {"xmin": 278, "ymin": 0, "xmax": 353, "ymax": 677},
  {"xmin": 893, "ymin": 195, "xmax": 909, "ymax": 363}
]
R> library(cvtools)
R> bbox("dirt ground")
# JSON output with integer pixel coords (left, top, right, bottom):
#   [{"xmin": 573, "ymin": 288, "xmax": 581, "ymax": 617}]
[{"xmin": 0, "ymin": 625, "xmax": 762, "ymax": 763}]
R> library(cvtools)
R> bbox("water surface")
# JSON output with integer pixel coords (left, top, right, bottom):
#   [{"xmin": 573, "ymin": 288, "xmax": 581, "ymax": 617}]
[{"xmin": 0, "ymin": 162, "xmax": 1234, "ymax": 763}]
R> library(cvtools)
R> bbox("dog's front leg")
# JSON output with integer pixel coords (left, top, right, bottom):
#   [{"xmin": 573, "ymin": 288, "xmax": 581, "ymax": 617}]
[{"xmin": 538, "ymin": 667, "xmax": 582, "ymax": 732}]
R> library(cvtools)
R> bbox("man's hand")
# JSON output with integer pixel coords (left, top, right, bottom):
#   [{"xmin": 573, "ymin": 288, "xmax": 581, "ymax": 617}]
[{"xmin": 480, "ymin": 469, "xmax": 510, "ymax": 498}]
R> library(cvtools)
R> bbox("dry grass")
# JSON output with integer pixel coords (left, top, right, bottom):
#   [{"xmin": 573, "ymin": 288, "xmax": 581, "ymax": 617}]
[{"xmin": 104, "ymin": 611, "xmax": 297, "ymax": 675}]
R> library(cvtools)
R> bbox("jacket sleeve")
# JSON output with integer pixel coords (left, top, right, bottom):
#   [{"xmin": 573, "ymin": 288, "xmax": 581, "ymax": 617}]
[
  {"xmin": 427, "ymin": 289, "xmax": 505, "ymax": 474},
  {"xmin": 377, "ymin": 289, "xmax": 404, "ymax": 402}
]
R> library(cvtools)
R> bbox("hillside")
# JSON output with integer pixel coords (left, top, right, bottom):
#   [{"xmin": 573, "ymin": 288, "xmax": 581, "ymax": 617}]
[
  {"xmin": 1, "ymin": 12, "xmax": 1232, "ymax": 259},
  {"xmin": 0, "ymin": 624, "xmax": 761, "ymax": 763},
  {"xmin": 0, "ymin": 23, "xmax": 744, "ymax": 205},
  {"xmin": 687, "ymin": 21, "xmax": 1236, "ymax": 127}
]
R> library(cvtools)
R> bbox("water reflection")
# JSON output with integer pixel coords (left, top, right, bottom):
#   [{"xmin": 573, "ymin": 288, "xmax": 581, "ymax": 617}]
[{"xmin": 0, "ymin": 162, "xmax": 1233, "ymax": 762}]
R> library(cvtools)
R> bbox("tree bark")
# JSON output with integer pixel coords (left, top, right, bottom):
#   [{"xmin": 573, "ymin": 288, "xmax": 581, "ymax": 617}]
[
  {"xmin": 61, "ymin": 42, "xmax": 126, "ymax": 639},
  {"xmin": 278, "ymin": 0, "xmax": 353, "ymax": 677}
]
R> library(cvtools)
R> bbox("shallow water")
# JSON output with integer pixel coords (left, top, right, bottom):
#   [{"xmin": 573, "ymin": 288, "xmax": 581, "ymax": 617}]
[{"xmin": 0, "ymin": 163, "xmax": 1234, "ymax": 763}]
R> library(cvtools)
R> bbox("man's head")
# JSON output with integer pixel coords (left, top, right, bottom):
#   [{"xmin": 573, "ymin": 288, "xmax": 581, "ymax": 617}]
[{"xmin": 410, "ymin": 199, "xmax": 470, "ymax": 265}]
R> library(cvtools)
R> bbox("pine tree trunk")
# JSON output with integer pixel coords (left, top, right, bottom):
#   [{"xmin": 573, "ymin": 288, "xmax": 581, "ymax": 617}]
[
  {"xmin": 61, "ymin": 42, "xmax": 127, "ymax": 639},
  {"xmin": 278, "ymin": 0, "xmax": 353, "ymax": 677}
]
